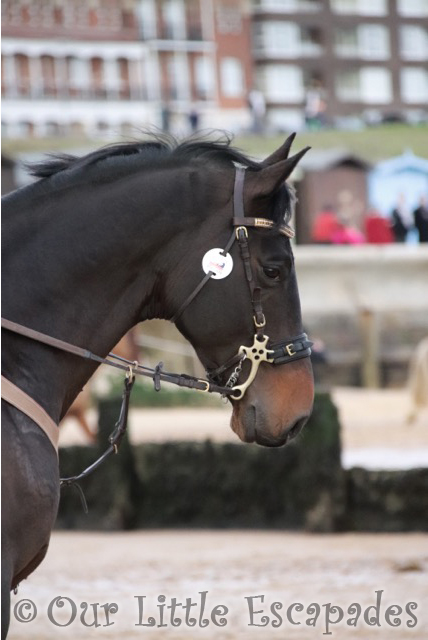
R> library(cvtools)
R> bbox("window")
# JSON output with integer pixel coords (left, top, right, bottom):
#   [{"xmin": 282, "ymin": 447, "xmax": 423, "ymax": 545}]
[
  {"xmin": 137, "ymin": 0, "xmax": 157, "ymax": 38},
  {"xmin": 68, "ymin": 57, "xmax": 91, "ymax": 89},
  {"xmin": 103, "ymin": 59, "xmax": 121, "ymax": 92},
  {"xmin": 335, "ymin": 25, "xmax": 389, "ymax": 58},
  {"xmin": 194, "ymin": 56, "xmax": 214, "ymax": 99},
  {"xmin": 360, "ymin": 67, "xmax": 391, "ymax": 103},
  {"xmin": 401, "ymin": 67, "xmax": 428, "ymax": 103},
  {"xmin": 336, "ymin": 69, "xmax": 360, "ymax": 101},
  {"xmin": 359, "ymin": 25, "xmax": 389, "ymax": 59},
  {"xmin": 255, "ymin": 22, "xmax": 300, "ymax": 56},
  {"xmin": 162, "ymin": 0, "xmax": 186, "ymax": 39},
  {"xmin": 41, "ymin": 55, "xmax": 56, "ymax": 96},
  {"xmin": 336, "ymin": 67, "xmax": 392, "ymax": 103},
  {"xmin": 335, "ymin": 28, "xmax": 359, "ymax": 56},
  {"xmin": 400, "ymin": 26, "xmax": 428, "ymax": 60},
  {"xmin": 259, "ymin": 64, "xmax": 304, "ymax": 102},
  {"xmin": 397, "ymin": 0, "xmax": 428, "ymax": 17},
  {"xmin": 220, "ymin": 57, "xmax": 244, "ymax": 98},
  {"xmin": 15, "ymin": 54, "xmax": 30, "ymax": 96},
  {"xmin": 165, "ymin": 53, "xmax": 189, "ymax": 99},
  {"xmin": 331, "ymin": 0, "xmax": 387, "ymax": 15}
]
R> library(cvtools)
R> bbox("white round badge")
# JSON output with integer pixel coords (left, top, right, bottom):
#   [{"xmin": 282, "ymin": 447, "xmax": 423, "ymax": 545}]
[{"xmin": 202, "ymin": 248, "xmax": 233, "ymax": 280}]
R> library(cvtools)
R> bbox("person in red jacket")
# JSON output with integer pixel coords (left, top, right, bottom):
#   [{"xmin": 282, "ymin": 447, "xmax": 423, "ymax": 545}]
[
  {"xmin": 311, "ymin": 205, "xmax": 341, "ymax": 244},
  {"xmin": 364, "ymin": 208, "xmax": 394, "ymax": 244}
]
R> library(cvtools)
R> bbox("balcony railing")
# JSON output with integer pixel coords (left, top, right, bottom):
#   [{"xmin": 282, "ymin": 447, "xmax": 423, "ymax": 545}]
[
  {"xmin": 2, "ymin": 83, "xmax": 147, "ymax": 101},
  {"xmin": 253, "ymin": 41, "xmax": 323, "ymax": 58},
  {"xmin": 335, "ymin": 43, "xmax": 389, "ymax": 60},
  {"xmin": 253, "ymin": 0, "xmax": 321, "ymax": 13}
]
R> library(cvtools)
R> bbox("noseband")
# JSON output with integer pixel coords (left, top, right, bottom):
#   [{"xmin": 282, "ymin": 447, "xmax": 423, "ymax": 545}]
[{"xmin": 172, "ymin": 167, "xmax": 312, "ymax": 400}]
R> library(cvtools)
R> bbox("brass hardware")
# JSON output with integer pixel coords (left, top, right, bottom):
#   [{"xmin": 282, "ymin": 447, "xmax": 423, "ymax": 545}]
[
  {"xmin": 253, "ymin": 313, "xmax": 266, "ymax": 329},
  {"xmin": 280, "ymin": 225, "xmax": 295, "ymax": 239},
  {"xmin": 231, "ymin": 335, "xmax": 274, "ymax": 400},
  {"xmin": 197, "ymin": 379, "xmax": 210, "ymax": 392},
  {"xmin": 235, "ymin": 226, "xmax": 248, "ymax": 239},
  {"xmin": 286, "ymin": 344, "xmax": 296, "ymax": 357},
  {"xmin": 126, "ymin": 361, "xmax": 138, "ymax": 381},
  {"xmin": 254, "ymin": 218, "xmax": 274, "ymax": 229}
]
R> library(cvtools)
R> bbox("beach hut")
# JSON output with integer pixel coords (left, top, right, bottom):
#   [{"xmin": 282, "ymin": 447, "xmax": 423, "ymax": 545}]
[
  {"xmin": 294, "ymin": 149, "xmax": 371, "ymax": 244},
  {"xmin": 368, "ymin": 151, "xmax": 428, "ymax": 218}
]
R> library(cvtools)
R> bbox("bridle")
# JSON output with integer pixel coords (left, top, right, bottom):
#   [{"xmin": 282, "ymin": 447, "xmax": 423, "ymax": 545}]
[
  {"xmin": 172, "ymin": 166, "xmax": 312, "ymax": 400},
  {"xmin": 1, "ymin": 167, "xmax": 312, "ymax": 403},
  {"xmin": 1, "ymin": 165, "xmax": 312, "ymax": 495}
]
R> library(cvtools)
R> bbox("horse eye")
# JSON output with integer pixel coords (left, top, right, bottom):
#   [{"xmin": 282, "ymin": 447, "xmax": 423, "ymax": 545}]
[{"xmin": 263, "ymin": 266, "xmax": 280, "ymax": 280}]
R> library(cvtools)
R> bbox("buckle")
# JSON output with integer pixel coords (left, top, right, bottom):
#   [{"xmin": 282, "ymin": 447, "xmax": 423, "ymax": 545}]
[
  {"xmin": 235, "ymin": 226, "xmax": 248, "ymax": 239},
  {"xmin": 286, "ymin": 344, "xmax": 296, "ymax": 357},
  {"xmin": 253, "ymin": 313, "xmax": 266, "ymax": 329},
  {"xmin": 196, "ymin": 379, "xmax": 210, "ymax": 392}
]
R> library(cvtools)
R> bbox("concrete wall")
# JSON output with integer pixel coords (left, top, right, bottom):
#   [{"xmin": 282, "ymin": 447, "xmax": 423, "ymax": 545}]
[
  {"xmin": 294, "ymin": 245, "xmax": 428, "ymax": 316},
  {"xmin": 294, "ymin": 245, "xmax": 428, "ymax": 386}
]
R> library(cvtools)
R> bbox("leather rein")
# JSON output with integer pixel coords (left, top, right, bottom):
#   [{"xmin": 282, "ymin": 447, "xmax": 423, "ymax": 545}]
[{"xmin": 1, "ymin": 165, "xmax": 312, "ymax": 496}]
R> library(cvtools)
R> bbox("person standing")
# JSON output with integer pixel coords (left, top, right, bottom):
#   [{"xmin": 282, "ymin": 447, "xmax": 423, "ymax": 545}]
[
  {"xmin": 247, "ymin": 89, "xmax": 266, "ymax": 134},
  {"xmin": 390, "ymin": 194, "xmax": 413, "ymax": 243},
  {"xmin": 413, "ymin": 196, "xmax": 428, "ymax": 243}
]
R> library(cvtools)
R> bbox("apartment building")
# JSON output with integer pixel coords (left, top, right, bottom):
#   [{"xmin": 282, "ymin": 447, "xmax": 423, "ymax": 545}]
[
  {"xmin": 1, "ymin": 0, "xmax": 253, "ymax": 137},
  {"xmin": 252, "ymin": 0, "xmax": 428, "ymax": 130},
  {"xmin": 2, "ymin": 0, "xmax": 427, "ymax": 138}
]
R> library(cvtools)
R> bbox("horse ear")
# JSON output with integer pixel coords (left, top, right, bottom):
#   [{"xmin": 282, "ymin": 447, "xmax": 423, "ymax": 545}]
[
  {"xmin": 251, "ymin": 146, "xmax": 310, "ymax": 196},
  {"xmin": 260, "ymin": 132, "xmax": 296, "ymax": 167}
]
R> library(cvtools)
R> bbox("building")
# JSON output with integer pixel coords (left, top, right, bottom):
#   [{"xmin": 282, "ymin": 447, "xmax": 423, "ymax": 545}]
[
  {"xmin": 252, "ymin": 0, "xmax": 428, "ymax": 130},
  {"xmin": 1, "ymin": 0, "xmax": 253, "ymax": 138},
  {"xmin": 294, "ymin": 149, "xmax": 371, "ymax": 243},
  {"xmin": 3, "ymin": 0, "xmax": 428, "ymax": 139}
]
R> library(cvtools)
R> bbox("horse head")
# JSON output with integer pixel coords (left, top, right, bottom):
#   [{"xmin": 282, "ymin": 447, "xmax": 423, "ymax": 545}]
[{"xmin": 172, "ymin": 135, "xmax": 314, "ymax": 447}]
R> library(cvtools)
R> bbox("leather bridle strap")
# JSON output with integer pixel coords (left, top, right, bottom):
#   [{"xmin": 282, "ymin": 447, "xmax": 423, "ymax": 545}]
[
  {"xmin": 1, "ymin": 375, "xmax": 59, "ymax": 454},
  {"xmin": 171, "ymin": 166, "xmax": 290, "ymax": 325},
  {"xmin": 1, "ymin": 317, "xmax": 103, "ymax": 362},
  {"xmin": 1, "ymin": 317, "xmax": 233, "ymax": 396},
  {"xmin": 171, "ymin": 228, "xmax": 236, "ymax": 323}
]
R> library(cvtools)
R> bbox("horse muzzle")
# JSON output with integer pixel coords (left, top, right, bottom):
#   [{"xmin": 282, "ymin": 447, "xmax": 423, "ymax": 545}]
[{"xmin": 230, "ymin": 357, "xmax": 314, "ymax": 448}]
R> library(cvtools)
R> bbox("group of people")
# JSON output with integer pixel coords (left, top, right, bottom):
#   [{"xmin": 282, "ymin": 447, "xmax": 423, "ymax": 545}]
[
  {"xmin": 312, "ymin": 195, "xmax": 428, "ymax": 245},
  {"xmin": 391, "ymin": 195, "xmax": 428, "ymax": 243}
]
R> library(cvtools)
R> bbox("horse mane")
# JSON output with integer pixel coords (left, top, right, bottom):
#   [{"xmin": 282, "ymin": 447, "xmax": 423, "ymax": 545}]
[
  {"xmin": 26, "ymin": 132, "xmax": 261, "ymax": 179},
  {"xmin": 19, "ymin": 132, "xmax": 294, "ymax": 225}
]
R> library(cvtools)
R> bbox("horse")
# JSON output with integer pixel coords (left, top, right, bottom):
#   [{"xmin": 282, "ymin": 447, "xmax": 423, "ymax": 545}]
[{"xmin": 1, "ymin": 132, "xmax": 314, "ymax": 636}]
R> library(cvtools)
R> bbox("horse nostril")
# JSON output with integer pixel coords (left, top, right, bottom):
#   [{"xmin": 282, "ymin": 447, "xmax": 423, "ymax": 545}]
[{"xmin": 286, "ymin": 416, "xmax": 308, "ymax": 442}]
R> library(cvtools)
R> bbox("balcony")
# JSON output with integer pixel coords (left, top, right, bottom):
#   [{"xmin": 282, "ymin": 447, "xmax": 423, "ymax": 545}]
[
  {"xmin": 2, "ymin": 82, "xmax": 147, "ymax": 102},
  {"xmin": 335, "ymin": 43, "xmax": 390, "ymax": 60},
  {"xmin": 253, "ymin": 0, "xmax": 321, "ymax": 14}
]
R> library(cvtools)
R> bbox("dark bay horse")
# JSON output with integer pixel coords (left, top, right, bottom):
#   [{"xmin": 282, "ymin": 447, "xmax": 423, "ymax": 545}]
[{"xmin": 1, "ymin": 133, "xmax": 313, "ymax": 636}]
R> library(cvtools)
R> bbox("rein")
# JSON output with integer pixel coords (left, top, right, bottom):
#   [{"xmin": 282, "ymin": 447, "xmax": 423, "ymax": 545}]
[{"xmin": 0, "ymin": 317, "xmax": 231, "ymax": 395}]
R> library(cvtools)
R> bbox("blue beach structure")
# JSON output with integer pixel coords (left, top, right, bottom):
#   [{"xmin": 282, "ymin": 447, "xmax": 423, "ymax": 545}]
[{"xmin": 368, "ymin": 150, "xmax": 428, "ymax": 218}]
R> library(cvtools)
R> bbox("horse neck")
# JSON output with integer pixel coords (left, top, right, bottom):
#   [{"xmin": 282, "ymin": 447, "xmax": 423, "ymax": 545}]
[{"xmin": 2, "ymin": 163, "xmax": 222, "ymax": 421}]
